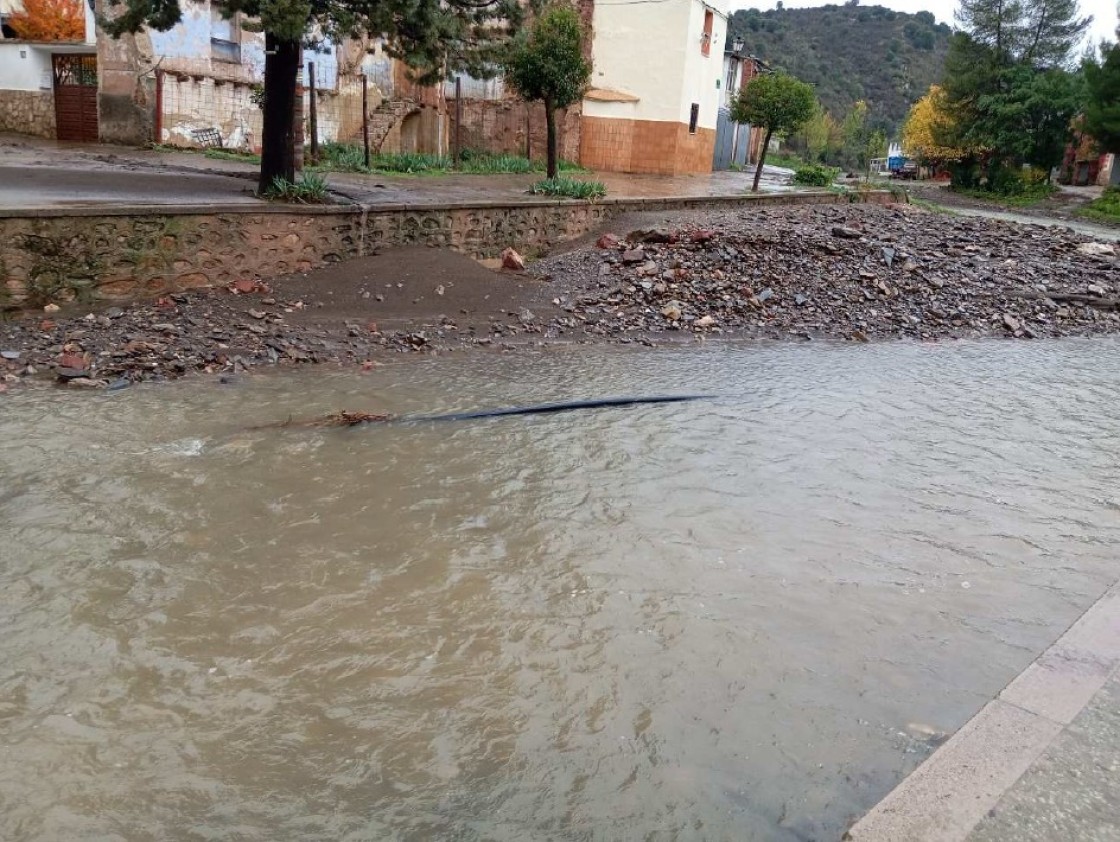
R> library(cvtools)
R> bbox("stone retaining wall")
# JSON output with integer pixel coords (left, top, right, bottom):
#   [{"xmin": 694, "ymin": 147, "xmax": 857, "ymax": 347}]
[
  {"xmin": 0, "ymin": 90, "xmax": 56, "ymax": 139},
  {"xmin": 0, "ymin": 191, "xmax": 896, "ymax": 305}
]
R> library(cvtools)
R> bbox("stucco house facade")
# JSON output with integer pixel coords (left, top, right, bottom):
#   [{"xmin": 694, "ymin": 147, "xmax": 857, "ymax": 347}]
[{"xmin": 580, "ymin": 0, "xmax": 729, "ymax": 174}]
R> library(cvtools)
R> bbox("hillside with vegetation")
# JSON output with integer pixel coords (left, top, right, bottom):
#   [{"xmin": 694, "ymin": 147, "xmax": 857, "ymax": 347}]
[{"xmin": 726, "ymin": 4, "xmax": 952, "ymax": 133}]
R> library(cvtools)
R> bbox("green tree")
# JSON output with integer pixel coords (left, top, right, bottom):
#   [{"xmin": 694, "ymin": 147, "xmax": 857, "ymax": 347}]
[
  {"xmin": 839, "ymin": 99, "xmax": 870, "ymax": 171},
  {"xmin": 731, "ymin": 71, "xmax": 815, "ymax": 191},
  {"xmin": 866, "ymin": 129, "xmax": 888, "ymax": 170},
  {"xmin": 942, "ymin": 0, "xmax": 1090, "ymax": 183},
  {"xmin": 102, "ymin": 0, "xmax": 521, "ymax": 192},
  {"xmin": 1084, "ymin": 40, "xmax": 1120, "ymax": 153},
  {"xmin": 797, "ymin": 102, "xmax": 838, "ymax": 163},
  {"xmin": 504, "ymin": 4, "xmax": 591, "ymax": 179}
]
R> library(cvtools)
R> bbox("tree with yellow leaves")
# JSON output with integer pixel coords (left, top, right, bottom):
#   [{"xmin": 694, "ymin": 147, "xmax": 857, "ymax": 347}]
[
  {"xmin": 8, "ymin": 0, "xmax": 85, "ymax": 41},
  {"xmin": 902, "ymin": 85, "xmax": 974, "ymax": 164}
]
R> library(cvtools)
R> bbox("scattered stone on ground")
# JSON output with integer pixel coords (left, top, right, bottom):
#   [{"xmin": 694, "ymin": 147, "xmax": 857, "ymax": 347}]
[{"xmin": 3, "ymin": 204, "xmax": 1119, "ymax": 389}]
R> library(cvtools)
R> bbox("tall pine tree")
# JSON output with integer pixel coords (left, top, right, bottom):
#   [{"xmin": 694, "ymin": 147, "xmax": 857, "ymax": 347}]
[{"xmin": 941, "ymin": 0, "xmax": 1090, "ymax": 182}]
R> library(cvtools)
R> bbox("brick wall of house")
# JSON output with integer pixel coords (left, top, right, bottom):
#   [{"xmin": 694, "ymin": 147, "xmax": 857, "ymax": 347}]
[{"xmin": 580, "ymin": 117, "xmax": 716, "ymax": 175}]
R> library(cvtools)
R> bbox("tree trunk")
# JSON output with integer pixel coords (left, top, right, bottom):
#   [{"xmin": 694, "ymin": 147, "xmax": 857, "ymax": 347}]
[
  {"xmin": 752, "ymin": 127, "xmax": 773, "ymax": 192},
  {"xmin": 258, "ymin": 33, "xmax": 301, "ymax": 194},
  {"xmin": 545, "ymin": 96, "xmax": 558, "ymax": 179}
]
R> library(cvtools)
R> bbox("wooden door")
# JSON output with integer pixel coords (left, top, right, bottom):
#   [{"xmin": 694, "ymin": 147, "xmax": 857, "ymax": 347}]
[{"xmin": 52, "ymin": 54, "xmax": 98, "ymax": 142}]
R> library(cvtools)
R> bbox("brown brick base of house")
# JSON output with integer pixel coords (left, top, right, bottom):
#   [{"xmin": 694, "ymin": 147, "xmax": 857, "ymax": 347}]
[{"xmin": 580, "ymin": 116, "xmax": 716, "ymax": 175}]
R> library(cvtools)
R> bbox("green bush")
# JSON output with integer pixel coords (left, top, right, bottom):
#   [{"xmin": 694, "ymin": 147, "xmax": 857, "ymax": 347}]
[
  {"xmin": 951, "ymin": 161, "xmax": 1056, "ymax": 206},
  {"xmin": 263, "ymin": 172, "xmax": 330, "ymax": 203},
  {"xmin": 792, "ymin": 164, "xmax": 837, "ymax": 186},
  {"xmin": 317, "ymin": 142, "xmax": 369, "ymax": 172},
  {"xmin": 372, "ymin": 152, "xmax": 452, "ymax": 172},
  {"xmin": 528, "ymin": 177, "xmax": 607, "ymax": 199}
]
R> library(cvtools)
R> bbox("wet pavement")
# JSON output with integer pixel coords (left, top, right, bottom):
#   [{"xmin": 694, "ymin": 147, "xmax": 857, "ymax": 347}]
[
  {"xmin": 3, "ymin": 340, "xmax": 1120, "ymax": 839},
  {"xmin": 0, "ymin": 134, "xmax": 796, "ymax": 209},
  {"xmin": 969, "ymin": 670, "xmax": 1120, "ymax": 842},
  {"xmin": 848, "ymin": 579, "xmax": 1120, "ymax": 841},
  {"xmin": 0, "ymin": 163, "xmax": 262, "ymax": 209}
]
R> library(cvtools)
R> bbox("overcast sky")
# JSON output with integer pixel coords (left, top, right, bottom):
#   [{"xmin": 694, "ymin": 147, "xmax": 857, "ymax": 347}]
[{"xmin": 731, "ymin": 0, "xmax": 1119, "ymax": 49}]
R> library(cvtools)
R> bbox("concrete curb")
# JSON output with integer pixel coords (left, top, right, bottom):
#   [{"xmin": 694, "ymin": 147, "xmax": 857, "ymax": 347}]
[
  {"xmin": 0, "ymin": 189, "xmax": 896, "ymax": 220},
  {"xmin": 845, "ymin": 579, "xmax": 1120, "ymax": 842}
]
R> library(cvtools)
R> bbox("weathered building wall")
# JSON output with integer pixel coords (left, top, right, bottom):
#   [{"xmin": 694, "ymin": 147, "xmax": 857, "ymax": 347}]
[
  {"xmin": 449, "ymin": 98, "xmax": 581, "ymax": 162},
  {"xmin": 95, "ymin": 0, "xmax": 158, "ymax": 146},
  {"xmin": 0, "ymin": 192, "xmax": 896, "ymax": 305},
  {"xmin": 157, "ymin": 73, "xmax": 262, "ymax": 148}
]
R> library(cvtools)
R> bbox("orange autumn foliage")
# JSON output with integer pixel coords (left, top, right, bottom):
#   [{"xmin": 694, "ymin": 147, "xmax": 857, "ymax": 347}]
[{"xmin": 8, "ymin": 0, "xmax": 85, "ymax": 41}]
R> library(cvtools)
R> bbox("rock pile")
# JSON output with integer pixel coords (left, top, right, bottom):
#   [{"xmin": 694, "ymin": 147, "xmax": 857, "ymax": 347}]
[
  {"xmin": 533, "ymin": 204, "xmax": 1120, "ymax": 343},
  {"xmin": 2, "ymin": 203, "xmax": 1119, "ymax": 390}
]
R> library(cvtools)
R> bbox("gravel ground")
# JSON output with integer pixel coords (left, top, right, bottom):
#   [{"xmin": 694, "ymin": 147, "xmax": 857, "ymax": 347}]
[{"xmin": 2, "ymin": 203, "xmax": 1119, "ymax": 391}]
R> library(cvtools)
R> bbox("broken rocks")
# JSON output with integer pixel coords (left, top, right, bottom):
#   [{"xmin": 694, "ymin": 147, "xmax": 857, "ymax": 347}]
[{"xmin": 501, "ymin": 247, "xmax": 526, "ymax": 271}]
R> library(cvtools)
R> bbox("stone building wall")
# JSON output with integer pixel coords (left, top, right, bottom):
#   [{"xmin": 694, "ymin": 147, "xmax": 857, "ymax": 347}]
[
  {"xmin": 0, "ymin": 89, "xmax": 55, "ymax": 138},
  {"xmin": 450, "ymin": 98, "xmax": 581, "ymax": 163},
  {"xmin": 0, "ymin": 192, "xmax": 895, "ymax": 305}
]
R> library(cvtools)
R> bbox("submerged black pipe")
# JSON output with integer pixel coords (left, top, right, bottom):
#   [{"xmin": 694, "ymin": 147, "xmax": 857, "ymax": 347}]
[{"xmin": 402, "ymin": 394, "xmax": 714, "ymax": 424}]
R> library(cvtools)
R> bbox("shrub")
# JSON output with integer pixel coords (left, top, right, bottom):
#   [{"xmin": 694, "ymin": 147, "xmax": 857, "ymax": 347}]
[
  {"xmin": 792, "ymin": 164, "xmax": 837, "ymax": 186},
  {"xmin": 263, "ymin": 172, "xmax": 330, "ymax": 203},
  {"xmin": 313, "ymin": 145, "xmax": 588, "ymax": 176},
  {"xmin": 371, "ymin": 152, "xmax": 451, "ymax": 172},
  {"xmin": 317, "ymin": 142, "xmax": 369, "ymax": 172},
  {"xmin": 459, "ymin": 151, "xmax": 535, "ymax": 174},
  {"xmin": 528, "ymin": 177, "xmax": 607, "ymax": 199}
]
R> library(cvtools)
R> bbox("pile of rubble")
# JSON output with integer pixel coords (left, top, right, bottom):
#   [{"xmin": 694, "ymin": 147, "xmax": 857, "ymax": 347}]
[
  {"xmin": 534, "ymin": 204, "xmax": 1120, "ymax": 342},
  {"xmin": 3, "ymin": 203, "xmax": 1119, "ymax": 390}
]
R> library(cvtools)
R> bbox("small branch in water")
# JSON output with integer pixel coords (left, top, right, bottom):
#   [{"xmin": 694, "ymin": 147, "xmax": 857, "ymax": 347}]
[{"xmin": 251, "ymin": 410, "xmax": 394, "ymax": 430}]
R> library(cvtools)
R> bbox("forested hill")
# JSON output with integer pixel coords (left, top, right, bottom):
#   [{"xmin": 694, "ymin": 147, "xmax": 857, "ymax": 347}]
[{"xmin": 726, "ymin": 4, "xmax": 952, "ymax": 132}]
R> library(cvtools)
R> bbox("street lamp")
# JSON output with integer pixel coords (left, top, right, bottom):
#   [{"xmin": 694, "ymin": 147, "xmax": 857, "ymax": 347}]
[{"xmin": 733, "ymin": 38, "xmax": 745, "ymax": 54}]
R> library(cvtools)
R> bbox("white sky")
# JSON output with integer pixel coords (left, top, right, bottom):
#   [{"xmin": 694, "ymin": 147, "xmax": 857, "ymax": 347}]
[{"xmin": 731, "ymin": 0, "xmax": 1120, "ymax": 49}]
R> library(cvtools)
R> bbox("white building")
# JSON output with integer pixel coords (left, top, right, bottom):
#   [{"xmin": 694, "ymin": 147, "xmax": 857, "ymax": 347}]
[{"xmin": 580, "ymin": 0, "xmax": 729, "ymax": 174}]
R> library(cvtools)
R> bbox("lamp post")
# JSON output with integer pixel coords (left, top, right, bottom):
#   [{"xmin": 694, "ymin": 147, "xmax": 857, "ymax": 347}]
[{"xmin": 733, "ymin": 38, "xmax": 745, "ymax": 55}]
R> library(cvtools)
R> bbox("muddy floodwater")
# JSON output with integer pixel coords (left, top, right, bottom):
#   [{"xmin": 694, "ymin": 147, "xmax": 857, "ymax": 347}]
[{"xmin": 2, "ymin": 339, "xmax": 1119, "ymax": 840}]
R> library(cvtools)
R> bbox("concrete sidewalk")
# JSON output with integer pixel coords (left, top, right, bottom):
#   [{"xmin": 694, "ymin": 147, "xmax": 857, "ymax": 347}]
[
  {"xmin": 0, "ymin": 134, "xmax": 796, "ymax": 209},
  {"xmin": 847, "ymin": 580, "xmax": 1120, "ymax": 842}
]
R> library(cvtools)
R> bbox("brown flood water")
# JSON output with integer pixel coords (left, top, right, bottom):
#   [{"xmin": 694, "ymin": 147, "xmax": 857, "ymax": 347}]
[{"xmin": 2, "ymin": 339, "xmax": 1119, "ymax": 840}]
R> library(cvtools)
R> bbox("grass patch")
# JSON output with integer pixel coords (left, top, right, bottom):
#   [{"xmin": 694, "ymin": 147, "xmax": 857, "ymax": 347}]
[
  {"xmin": 529, "ymin": 176, "xmax": 607, "ymax": 200},
  {"xmin": 204, "ymin": 148, "xmax": 261, "ymax": 164},
  {"xmin": 263, "ymin": 172, "xmax": 330, "ymax": 203},
  {"xmin": 765, "ymin": 153, "xmax": 810, "ymax": 171},
  {"xmin": 905, "ymin": 193, "xmax": 957, "ymax": 215},
  {"xmin": 1077, "ymin": 186, "xmax": 1120, "ymax": 223},
  {"xmin": 955, "ymin": 182, "xmax": 1057, "ymax": 207},
  {"xmin": 310, "ymin": 144, "xmax": 585, "ymax": 176}
]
